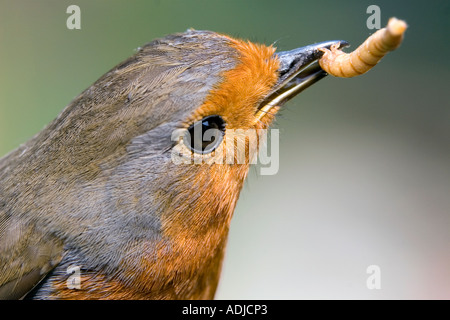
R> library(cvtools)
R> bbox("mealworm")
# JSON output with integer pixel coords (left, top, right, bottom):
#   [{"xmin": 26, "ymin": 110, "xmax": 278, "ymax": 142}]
[{"xmin": 319, "ymin": 17, "xmax": 407, "ymax": 78}]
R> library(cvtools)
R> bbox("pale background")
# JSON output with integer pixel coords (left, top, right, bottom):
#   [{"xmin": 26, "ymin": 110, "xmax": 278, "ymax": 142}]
[{"xmin": 0, "ymin": 0, "xmax": 448, "ymax": 299}]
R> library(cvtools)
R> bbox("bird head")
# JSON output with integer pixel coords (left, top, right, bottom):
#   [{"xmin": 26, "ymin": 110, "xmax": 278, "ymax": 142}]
[{"xmin": 48, "ymin": 30, "xmax": 345, "ymax": 241}]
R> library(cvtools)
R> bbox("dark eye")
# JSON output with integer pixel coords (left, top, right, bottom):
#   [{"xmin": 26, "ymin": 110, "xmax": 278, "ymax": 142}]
[{"xmin": 184, "ymin": 115, "xmax": 226, "ymax": 154}]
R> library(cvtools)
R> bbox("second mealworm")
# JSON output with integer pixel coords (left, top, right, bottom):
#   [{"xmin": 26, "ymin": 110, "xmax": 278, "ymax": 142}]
[{"xmin": 319, "ymin": 17, "xmax": 408, "ymax": 78}]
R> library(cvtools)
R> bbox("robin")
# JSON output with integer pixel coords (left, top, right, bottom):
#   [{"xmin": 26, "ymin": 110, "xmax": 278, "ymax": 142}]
[{"xmin": 0, "ymin": 29, "xmax": 346, "ymax": 299}]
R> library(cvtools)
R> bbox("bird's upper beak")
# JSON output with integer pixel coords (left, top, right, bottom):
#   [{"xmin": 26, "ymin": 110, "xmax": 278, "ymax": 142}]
[{"xmin": 256, "ymin": 40, "xmax": 349, "ymax": 119}]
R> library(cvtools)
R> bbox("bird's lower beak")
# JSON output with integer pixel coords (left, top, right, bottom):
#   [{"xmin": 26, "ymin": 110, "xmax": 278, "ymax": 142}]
[{"xmin": 256, "ymin": 40, "xmax": 349, "ymax": 119}]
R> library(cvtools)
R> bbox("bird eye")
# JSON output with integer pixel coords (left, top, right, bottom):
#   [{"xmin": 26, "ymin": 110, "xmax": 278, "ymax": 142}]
[{"xmin": 184, "ymin": 115, "xmax": 226, "ymax": 154}]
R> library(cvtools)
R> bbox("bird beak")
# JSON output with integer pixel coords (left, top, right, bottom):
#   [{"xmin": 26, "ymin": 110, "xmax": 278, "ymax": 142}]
[{"xmin": 256, "ymin": 40, "xmax": 349, "ymax": 119}]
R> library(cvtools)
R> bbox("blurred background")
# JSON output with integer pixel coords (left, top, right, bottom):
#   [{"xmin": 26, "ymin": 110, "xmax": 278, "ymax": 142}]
[{"xmin": 0, "ymin": 0, "xmax": 448, "ymax": 299}]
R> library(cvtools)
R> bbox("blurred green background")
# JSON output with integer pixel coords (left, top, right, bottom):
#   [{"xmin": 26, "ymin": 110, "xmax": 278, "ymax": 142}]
[{"xmin": 0, "ymin": 0, "xmax": 449, "ymax": 299}]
